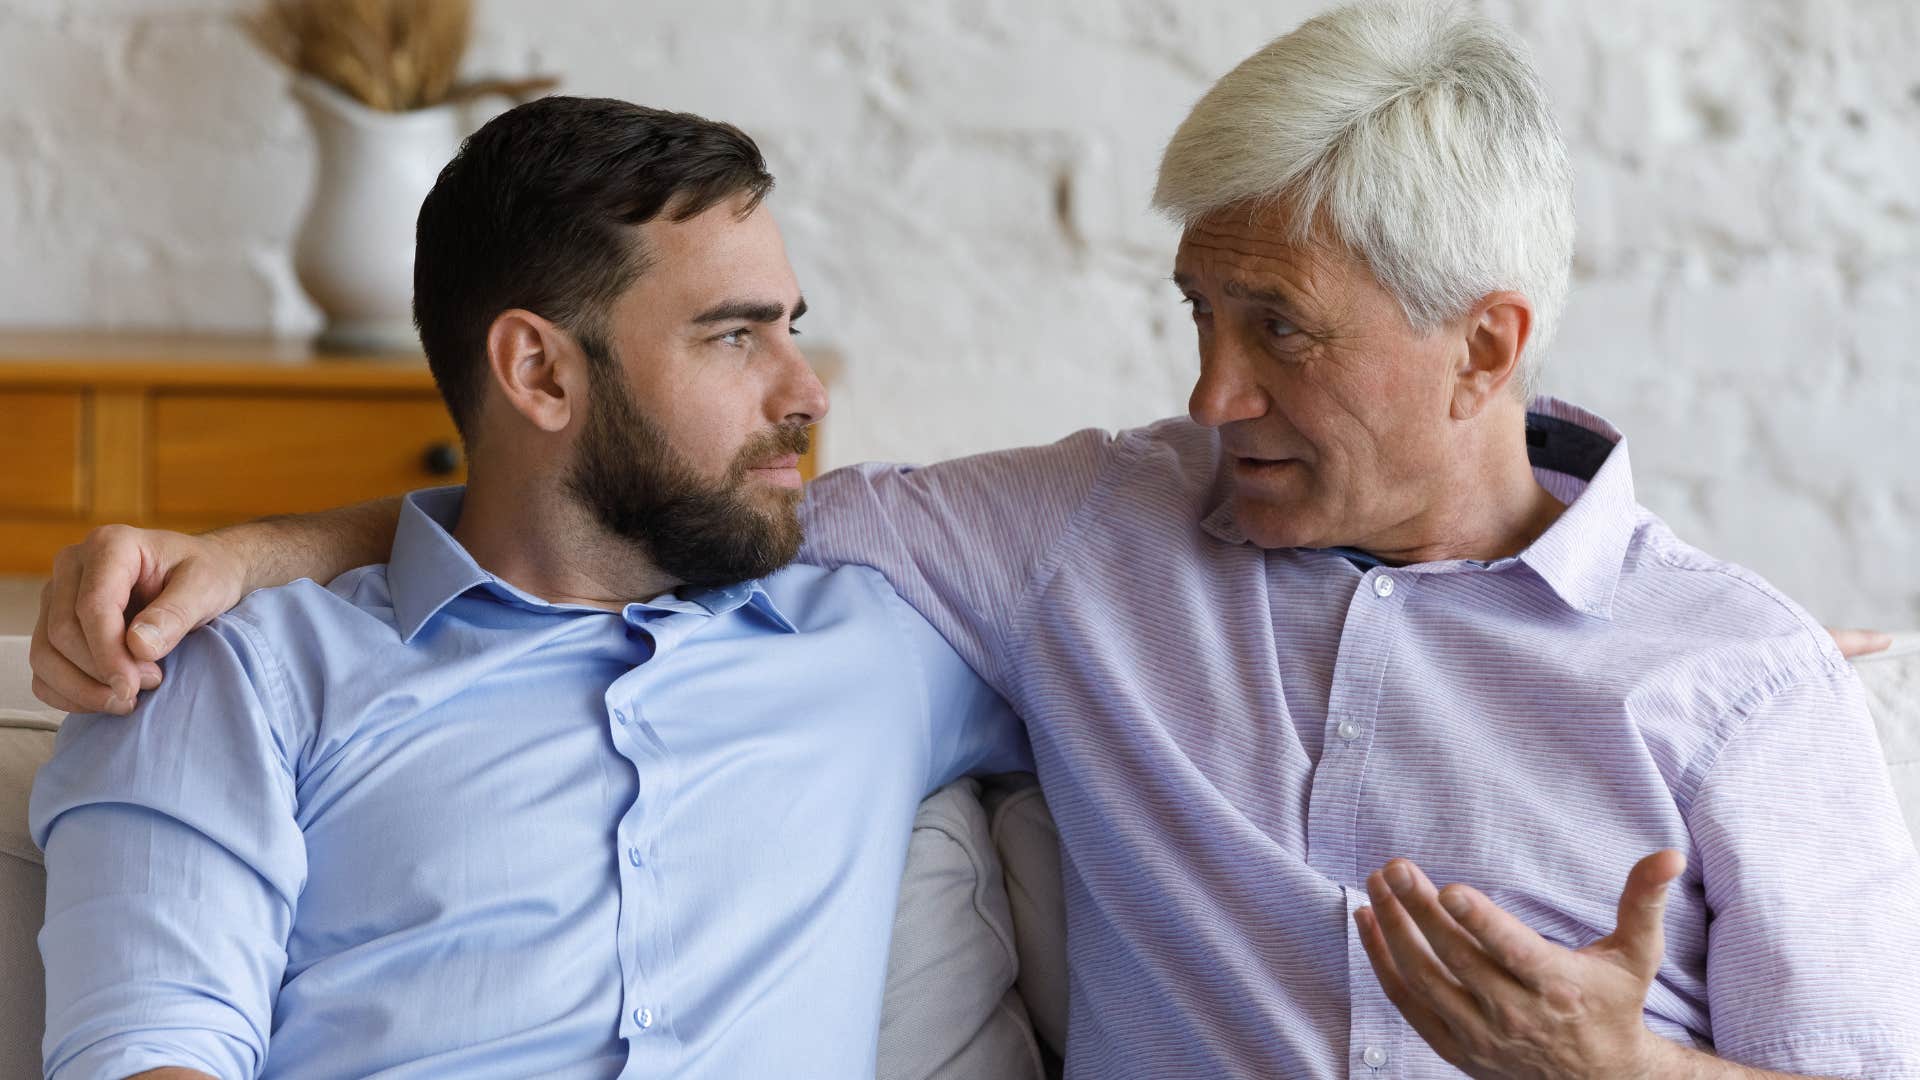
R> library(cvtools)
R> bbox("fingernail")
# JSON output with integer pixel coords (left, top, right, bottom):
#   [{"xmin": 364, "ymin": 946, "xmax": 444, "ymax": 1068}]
[
  {"xmin": 1441, "ymin": 889, "xmax": 1471, "ymax": 918},
  {"xmin": 1385, "ymin": 862, "xmax": 1413, "ymax": 895},
  {"xmin": 139, "ymin": 666, "xmax": 162, "ymax": 691},
  {"xmin": 110, "ymin": 676, "xmax": 136, "ymax": 702},
  {"xmin": 130, "ymin": 623, "xmax": 164, "ymax": 650}
]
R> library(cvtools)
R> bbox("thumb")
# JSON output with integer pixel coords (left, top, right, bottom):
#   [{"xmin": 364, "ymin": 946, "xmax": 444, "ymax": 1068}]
[
  {"xmin": 1599, "ymin": 849, "xmax": 1685, "ymax": 979},
  {"xmin": 127, "ymin": 559, "xmax": 232, "ymax": 662}
]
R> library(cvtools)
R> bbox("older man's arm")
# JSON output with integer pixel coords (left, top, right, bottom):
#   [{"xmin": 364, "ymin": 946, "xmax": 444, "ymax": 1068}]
[
  {"xmin": 1356, "ymin": 657, "xmax": 1920, "ymax": 1078},
  {"xmin": 29, "ymin": 496, "xmax": 402, "ymax": 714}
]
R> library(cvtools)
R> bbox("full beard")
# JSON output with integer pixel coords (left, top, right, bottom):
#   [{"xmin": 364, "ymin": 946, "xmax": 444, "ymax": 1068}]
[{"xmin": 564, "ymin": 361, "xmax": 808, "ymax": 589}]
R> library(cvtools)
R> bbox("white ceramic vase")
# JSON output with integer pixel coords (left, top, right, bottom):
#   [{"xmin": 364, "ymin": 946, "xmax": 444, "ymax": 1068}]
[{"xmin": 290, "ymin": 75, "xmax": 462, "ymax": 352}]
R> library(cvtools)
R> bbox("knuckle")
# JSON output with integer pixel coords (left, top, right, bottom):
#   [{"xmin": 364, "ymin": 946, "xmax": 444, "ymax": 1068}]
[
  {"xmin": 46, "ymin": 619, "xmax": 85, "ymax": 659},
  {"xmin": 1491, "ymin": 1000, "xmax": 1532, "ymax": 1035},
  {"xmin": 88, "ymin": 522, "xmax": 134, "ymax": 548},
  {"xmin": 1406, "ymin": 964, "xmax": 1447, "ymax": 998},
  {"xmin": 1541, "ymin": 977, "xmax": 1585, "ymax": 1016}
]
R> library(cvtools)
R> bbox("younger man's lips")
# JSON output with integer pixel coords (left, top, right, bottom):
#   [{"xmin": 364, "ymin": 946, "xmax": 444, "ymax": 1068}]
[{"xmin": 746, "ymin": 455, "xmax": 804, "ymax": 489}]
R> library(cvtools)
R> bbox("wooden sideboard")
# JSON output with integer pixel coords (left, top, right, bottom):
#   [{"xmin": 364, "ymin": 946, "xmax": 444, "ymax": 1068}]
[{"xmin": 0, "ymin": 333, "xmax": 825, "ymax": 574}]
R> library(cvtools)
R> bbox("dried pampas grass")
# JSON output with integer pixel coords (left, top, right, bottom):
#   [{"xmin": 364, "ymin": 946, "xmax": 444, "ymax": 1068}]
[{"xmin": 249, "ymin": 0, "xmax": 556, "ymax": 112}]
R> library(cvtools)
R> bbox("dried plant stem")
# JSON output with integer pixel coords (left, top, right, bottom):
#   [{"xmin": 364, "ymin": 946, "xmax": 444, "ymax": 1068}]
[{"xmin": 248, "ymin": 0, "xmax": 516, "ymax": 113}]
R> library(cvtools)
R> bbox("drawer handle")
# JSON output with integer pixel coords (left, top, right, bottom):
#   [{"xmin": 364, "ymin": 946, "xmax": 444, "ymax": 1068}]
[{"xmin": 422, "ymin": 441, "xmax": 463, "ymax": 477}]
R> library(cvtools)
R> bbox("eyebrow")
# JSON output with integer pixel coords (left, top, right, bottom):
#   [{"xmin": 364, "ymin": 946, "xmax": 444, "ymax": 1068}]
[
  {"xmin": 1170, "ymin": 272, "xmax": 1297, "ymax": 311},
  {"xmin": 691, "ymin": 295, "xmax": 808, "ymax": 325}
]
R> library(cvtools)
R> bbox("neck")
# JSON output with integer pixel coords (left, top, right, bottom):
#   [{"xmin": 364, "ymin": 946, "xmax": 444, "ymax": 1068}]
[
  {"xmin": 1360, "ymin": 402, "xmax": 1566, "ymax": 566},
  {"xmin": 452, "ymin": 459, "xmax": 681, "ymax": 611}
]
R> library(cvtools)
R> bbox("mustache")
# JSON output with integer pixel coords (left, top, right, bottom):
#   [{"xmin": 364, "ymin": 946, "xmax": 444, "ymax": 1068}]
[{"xmin": 728, "ymin": 422, "xmax": 812, "ymax": 480}]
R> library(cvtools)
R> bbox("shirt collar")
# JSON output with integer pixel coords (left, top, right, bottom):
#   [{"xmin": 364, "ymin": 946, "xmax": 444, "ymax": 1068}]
[
  {"xmin": 1198, "ymin": 396, "xmax": 1640, "ymax": 619},
  {"xmin": 1509, "ymin": 397, "xmax": 1638, "ymax": 620},
  {"xmin": 387, "ymin": 486, "xmax": 798, "ymax": 643}
]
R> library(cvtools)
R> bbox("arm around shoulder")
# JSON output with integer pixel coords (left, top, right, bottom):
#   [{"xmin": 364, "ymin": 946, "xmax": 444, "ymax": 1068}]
[{"xmin": 29, "ymin": 495, "xmax": 403, "ymax": 715}]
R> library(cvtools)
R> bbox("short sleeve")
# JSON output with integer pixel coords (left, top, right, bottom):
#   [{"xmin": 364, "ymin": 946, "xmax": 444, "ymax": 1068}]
[
  {"xmin": 30, "ymin": 616, "xmax": 308, "ymax": 1080},
  {"xmin": 799, "ymin": 428, "xmax": 1116, "ymax": 689},
  {"xmin": 1689, "ymin": 661, "xmax": 1920, "ymax": 1074}
]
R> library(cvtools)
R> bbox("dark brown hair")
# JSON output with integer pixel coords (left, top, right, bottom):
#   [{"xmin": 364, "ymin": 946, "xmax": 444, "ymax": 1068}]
[{"xmin": 412, "ymin": 96, "xmax": 774, "ymax": 442}]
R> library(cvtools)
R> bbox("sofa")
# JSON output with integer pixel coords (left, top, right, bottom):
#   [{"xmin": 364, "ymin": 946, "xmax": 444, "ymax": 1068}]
[{"xmin": 4, "ymin": 632, "xmax": 1918, "ymax": 1079}]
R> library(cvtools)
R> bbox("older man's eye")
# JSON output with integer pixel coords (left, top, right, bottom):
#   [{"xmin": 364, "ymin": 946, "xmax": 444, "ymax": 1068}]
[
  {"xmin": 1265, "ymin": 318, "xmax": 1299, "ymax": 339},
  {"xmin": 717, "ymin": 328, "xmax": 750, "ymax": 347},
  {"xmin": 1180, "ymin": 295, "xmax": 1212, "ymax": 319}
]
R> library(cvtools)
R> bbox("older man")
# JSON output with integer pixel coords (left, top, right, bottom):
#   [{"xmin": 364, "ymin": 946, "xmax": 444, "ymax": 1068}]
[{"xmin": 33, "ymin": 1, "xmax": 1920, "ymax": 1078}]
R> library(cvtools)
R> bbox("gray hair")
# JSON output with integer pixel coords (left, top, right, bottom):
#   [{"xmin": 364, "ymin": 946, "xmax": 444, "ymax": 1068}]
[{"xmin": 1153, "ymin": 0, "xmax": 1575, "ymax": 397}]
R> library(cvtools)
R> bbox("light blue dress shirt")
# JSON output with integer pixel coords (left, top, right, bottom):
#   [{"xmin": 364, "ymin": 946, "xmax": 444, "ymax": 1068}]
[{"xmin": 31, "ymin": 487, "xmax": 1031, "ymax": 1079}]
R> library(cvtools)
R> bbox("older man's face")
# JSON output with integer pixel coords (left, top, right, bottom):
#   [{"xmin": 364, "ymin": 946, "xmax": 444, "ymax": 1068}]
[{"xmin": 1173, "ymin": 203, "xmax": 1463, "ymax": 554}]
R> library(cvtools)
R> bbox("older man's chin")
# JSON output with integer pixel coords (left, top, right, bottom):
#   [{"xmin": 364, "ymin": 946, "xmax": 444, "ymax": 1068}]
[{"xmin": 1229, "ymin": 498, "xmax": 1326, "ymax": 552}]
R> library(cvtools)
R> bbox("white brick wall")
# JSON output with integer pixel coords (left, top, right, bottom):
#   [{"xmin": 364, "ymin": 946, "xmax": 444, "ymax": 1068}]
[{"xmin": 1, "ymin": 0, "xmax": 1915, "ymax": 626}]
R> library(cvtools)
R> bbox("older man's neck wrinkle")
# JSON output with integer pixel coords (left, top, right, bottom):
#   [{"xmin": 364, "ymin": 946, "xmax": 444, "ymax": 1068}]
[{"xmin": 1355, "ymin": 420, "xmax": 1567, "ymax": 567}]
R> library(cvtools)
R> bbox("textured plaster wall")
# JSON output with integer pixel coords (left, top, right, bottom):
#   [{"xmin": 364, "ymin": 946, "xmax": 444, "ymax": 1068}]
[{"xmin": 0, "ymin": 0, "xmax": 1916, "ymax": 625}]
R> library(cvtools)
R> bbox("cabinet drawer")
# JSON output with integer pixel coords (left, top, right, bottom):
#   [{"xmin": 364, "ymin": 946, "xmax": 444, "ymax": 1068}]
[
  {"xmin": 152, "ymin": 393, "xmax": 464, "ymax": 518},
  {"xmin": 0, "ymin": 390, "xmax": 85, "ymax": 515}
]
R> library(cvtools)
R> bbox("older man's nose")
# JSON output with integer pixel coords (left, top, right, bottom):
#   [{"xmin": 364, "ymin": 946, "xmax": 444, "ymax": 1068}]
[{"xmin": 1188, "ymin": 351, "xmax": 1267, "ymax": 429}]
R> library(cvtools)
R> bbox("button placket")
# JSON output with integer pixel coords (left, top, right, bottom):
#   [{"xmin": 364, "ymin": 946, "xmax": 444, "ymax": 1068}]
[{"xmin": 1304, "ymin": 573, "xmax": 1403, "ymax": 883}]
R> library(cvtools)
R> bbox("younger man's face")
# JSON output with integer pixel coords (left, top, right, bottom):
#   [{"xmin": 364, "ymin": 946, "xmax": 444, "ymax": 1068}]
[{"xmin": 565, "ymin": 196, "xmax": 828, "ymax": 587}]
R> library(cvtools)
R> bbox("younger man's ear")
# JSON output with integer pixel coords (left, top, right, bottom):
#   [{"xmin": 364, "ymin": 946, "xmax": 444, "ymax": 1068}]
[{"xmin": 485, "ymin": 310, "xmax": 587, "ymax": 433}]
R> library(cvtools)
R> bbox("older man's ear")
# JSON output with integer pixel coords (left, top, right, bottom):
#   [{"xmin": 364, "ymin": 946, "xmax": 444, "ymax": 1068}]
[{"xmin": 1450, "ymin": 292, "xmax": 1535, "ymax": 421}]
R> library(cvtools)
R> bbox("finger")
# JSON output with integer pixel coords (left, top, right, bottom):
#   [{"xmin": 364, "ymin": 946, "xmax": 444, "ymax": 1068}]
[
  {"xmin": 1828, "ymin": 627, "xmax": 1892, "ymax": 659},
  {"xmin": 1594, "ymin": 849, "xmax": 1685, "ymax": 979},
  {"xmin": 31, "ymin": 582, "xmax": 123, "ymax": 713},
  {"xmin": 30, "ymin": 674, "xmax": 90, "ymax": 716},
  {"xmin": 71, "ymin": 533, "xmax": 145, "ymax": 701},
  {"xmin": 126, "ymin": 557, "xmax": 224, "ymax": 662},
  {"xmin": 1435, "ymin": 882, "xmax": 1565, "ymax": 993},
  {"xmin": 30, "ymin": 633, "xmax": 131, "ymax": 713},
  {"xmin": 1383, "ymin": 859, "xmax": 1530, "ymax": 1010},
  {"xmin": 1355, "ymin": 905, "xmax": 1469, "ymax": 1062},
  {"xmin": 1366, "ymin": 869, "xmax": 1484, "ymax": 1028}
]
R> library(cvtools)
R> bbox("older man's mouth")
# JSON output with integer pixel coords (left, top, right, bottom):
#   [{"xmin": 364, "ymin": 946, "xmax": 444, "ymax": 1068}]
[
  {"xmin": 1233, "ymin": 455, "xmax": 1302, "ymax": 473},
  {"xmin": 1232, "ymin": 456, "xmax": 1308, "ymax": 492},
  {"xmin": 745, "ymin": 454, "xmax": 805, "ymax": 490}
]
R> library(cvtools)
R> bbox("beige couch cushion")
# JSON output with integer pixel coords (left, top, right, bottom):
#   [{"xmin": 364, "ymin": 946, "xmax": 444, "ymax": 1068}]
[
  {"xmin": 879, "ymin": 777, "xmax": 1045, "ymax": 1080},
  {"xmin": 0, "ymin": 715, "xmax": 53, "ymax": 1080},
  {"xmin": 1855, "ymin": 634, "xmax": 1920, "ymax": 838},
  {"xmin": 983, "ymin": 774, "xmax": 1068, "ymax": 1059}
]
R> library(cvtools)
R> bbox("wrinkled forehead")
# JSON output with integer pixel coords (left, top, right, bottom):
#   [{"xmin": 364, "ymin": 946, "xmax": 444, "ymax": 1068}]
[{"xmin": 1172, "ymin": 205, "xmax": 1357, "ymax": 307}]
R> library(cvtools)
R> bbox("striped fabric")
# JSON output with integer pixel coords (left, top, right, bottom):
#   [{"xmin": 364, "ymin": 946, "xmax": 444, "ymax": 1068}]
[{"xmin": 799, "ymin": 397, "xmax": 1920, "ymax": 1078}]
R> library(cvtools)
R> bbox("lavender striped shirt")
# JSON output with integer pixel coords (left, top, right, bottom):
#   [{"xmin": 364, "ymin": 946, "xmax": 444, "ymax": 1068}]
[{"xmin": 800, "ymin": 397, "xmax": 1920, "ymax": 1078}]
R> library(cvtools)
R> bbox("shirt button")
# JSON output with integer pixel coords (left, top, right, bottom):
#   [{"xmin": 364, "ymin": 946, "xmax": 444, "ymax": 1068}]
[
  {"xmin": 633, "ymin": 1006, "xmax": 654, "ymax": 1029},
  {"xmin": 627, "ymin": 847, "xmax": 643, "ymax": 867},
  {"xmin": 1373, "ymin": 575, "xmax": 1395, "ymax": 598},
  {"xmin": 1362, "ymin": 1045, "xmax": 1389, "ymax": 1068},
  {"xmin": 1337, "ymin": 720, "xmax": 1362, "ymax": 742}
]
